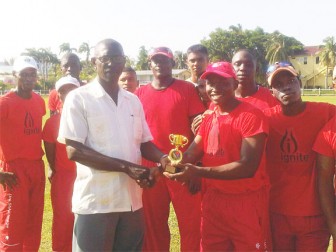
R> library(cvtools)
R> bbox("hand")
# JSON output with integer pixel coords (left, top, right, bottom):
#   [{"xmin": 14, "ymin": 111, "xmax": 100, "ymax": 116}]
[
  {"xmin": 186, "ymin": 177, "xmax": 202, "ymax": 194},
  {"xmin": 0, "ymin": 171, "xmax": 18, "ymax": 190},
  {"xmin": 136, "ymin": 166, "xmax": 162, "ymax": 188},
  {"xmin": 127, "ymin": 164, "xmax": 150, "ymax": 181},
  {"xmin": 48, "ymin": 167, "xmax": 55, "ymax": 183},
  {"xmin": 163, "ymin": 163, "xmax": 198, "ymax": 183},
  {"xmin": 159, "ymin": 154, "xmax": 170, "ymax": 172},
  {"xmin": 191, "ymin": 110, "xmax": 213, "ymax": 135}
]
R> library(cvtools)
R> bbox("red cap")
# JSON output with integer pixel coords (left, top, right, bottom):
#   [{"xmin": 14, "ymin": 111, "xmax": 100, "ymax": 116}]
[
  {"xmin": 149, "ymin": 47, "xmax": 174, "ymax": 60},
  {"xmin": 200, "ymin": 62, "xmax": 236, "ymax": 80}
]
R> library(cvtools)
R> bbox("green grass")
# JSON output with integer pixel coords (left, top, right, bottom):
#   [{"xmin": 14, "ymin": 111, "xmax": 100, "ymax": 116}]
[{"xmin": 40, "ymin": 95, "xmax": 335, "ymax": 251}]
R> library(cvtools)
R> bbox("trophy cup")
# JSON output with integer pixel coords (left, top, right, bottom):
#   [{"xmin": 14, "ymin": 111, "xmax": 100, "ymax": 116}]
[{"xmin": 165, "ymin": 134, "xmax": 188, "ymax": 173}]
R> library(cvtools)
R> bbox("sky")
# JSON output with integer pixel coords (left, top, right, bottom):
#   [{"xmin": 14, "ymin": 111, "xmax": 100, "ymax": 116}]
[{"xmin": 1, "ymin": 0, "xmax": 336, "ymax": 62}]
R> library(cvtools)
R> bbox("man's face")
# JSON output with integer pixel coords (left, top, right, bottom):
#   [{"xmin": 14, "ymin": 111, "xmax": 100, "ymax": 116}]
[
  {"xmin": 16, "ymin": 68, "xmax": 38, "ymax": 92},
  {"xmin": 149, "ymin": 55, "xmax": 174, "ymax": 79},
  {"xmin": 61, "ymin": 55, "xmax": 81, "ymax": 79},
  {"xmin": 271, "ymin": 71, "xmax": 301, "ymax": 106},
  {"xmin": 118, "ymin": 71, "xmax": 138, "ymax": 93},
  {"xmin": 232, "ymin": 51, "xmax": 256, "ymax": 85},
  {"xmin": 196, "ymin": 79, "xmax": 210, "ymax": 104},
  {"xmin": 206, "ymin": 74, "xmax": 237, "ymax": 105},
  {"xmin": 93, "ymin": 42, "xmax": 125, "ymax": 84},
  {"xmin": 186, "ymin": 52, "xmax": 208, "ymax": 78}
]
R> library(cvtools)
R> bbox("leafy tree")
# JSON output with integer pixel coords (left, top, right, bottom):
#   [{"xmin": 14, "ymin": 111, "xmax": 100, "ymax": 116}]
[
  {"xmin": 135, "ymin": 46, "xmax": 150, "ymax": 70},
  {"xmin": 125, "ymin": 56, "xmax": 136, "ymax": 68},
  {"xmin": 319, "ymin": 36, "xmax": 336, "ymax": 88}
]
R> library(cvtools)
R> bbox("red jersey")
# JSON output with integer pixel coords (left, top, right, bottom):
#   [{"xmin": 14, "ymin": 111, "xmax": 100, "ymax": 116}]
[
  {"xmin": 42, "ymin": 113, "xmax": 76, "ymax": 171},
  {"xmin": 313, "ymin": 116, "xmax": 336, "ymax": 158},
  {"xmin": 135, "ymin": 79, "xmax": 205, "ymax": 153},
  {"xmin": 236, "ymin": 86, "xmax": 279, "ymax": 111},
  {"xmin": 264, "ymin": 102, "xmax": 336, "ymax": 216},
  {"xmin": 0, "ymin": 91, "xmax": 46, "ymax": 162},
  {"xmin": 198, "ymin": 102, "xmax": 269, "ymax": 194},
  {"xmin": 48, "ymin": 89, "xmax": 62, "ymax": 112}
]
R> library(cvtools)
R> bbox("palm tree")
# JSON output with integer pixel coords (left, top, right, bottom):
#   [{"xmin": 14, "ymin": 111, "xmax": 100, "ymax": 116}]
[
  {"xmin": 174, "ymin": 51, "xmax": 187, "ymax": 69},
  {"xmin": 319, "ymin": 36, "xmax": 336, "ymax": 88},
  {"xmin": 266, "ymin": 32, "xmax": 289, "ymax": 64},
  {"xmin": 78, "ymin": 42, "xmax": 92, "ymax": 63},
  {"xmin": 59, "ymin": 43, "xmax": 77, "ymax": 55}
]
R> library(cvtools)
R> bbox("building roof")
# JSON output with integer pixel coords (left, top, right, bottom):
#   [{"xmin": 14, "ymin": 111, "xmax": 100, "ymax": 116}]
[{"xmin": 293, "ymin": 46, "xmax": 321, "ymax": 56}]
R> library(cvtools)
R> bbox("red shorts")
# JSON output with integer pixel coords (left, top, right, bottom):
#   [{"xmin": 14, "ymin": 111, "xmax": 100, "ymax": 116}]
[
  {"xmin": 0, "ymin": 159, "xmax": 45, "ymax": 251},
  {"xmin": 270, "ymin": 212, "xmax": 330, "ymax": 251},
  {"xmin": 201, "ymin": 186, "xmax": 271, "ymax": 251}
]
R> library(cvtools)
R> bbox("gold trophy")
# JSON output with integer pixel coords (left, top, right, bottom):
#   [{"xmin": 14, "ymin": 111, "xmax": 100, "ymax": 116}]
[{"xmin": 165, "ymin": 134, "xmax": 188, "ymax": 173}]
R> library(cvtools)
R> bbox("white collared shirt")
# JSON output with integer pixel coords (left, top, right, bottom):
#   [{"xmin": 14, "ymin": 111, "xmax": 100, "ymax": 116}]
[{"xmin": 58, "ymin": 79, "xmax": 153, "ymax": 214}]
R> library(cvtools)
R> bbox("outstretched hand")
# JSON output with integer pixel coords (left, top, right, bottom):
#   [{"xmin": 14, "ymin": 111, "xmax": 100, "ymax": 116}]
[
  {"xmin": 163, "ymin": 163, "xmax": 199, "ymax": 183},
  {"xmin": 0, "ymin": 171, "xmax": 18, "ymax": 190}
]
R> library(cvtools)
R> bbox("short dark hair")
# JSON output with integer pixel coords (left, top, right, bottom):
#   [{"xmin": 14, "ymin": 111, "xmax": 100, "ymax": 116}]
[
  {"xmin": 61, "ymin": 52, "xmax": 80, "ymax": 63},
  {"xmin": 187, "ymin": 44, "xmax": 208, "ymax": 56},
  {"xmin": 122, "ymin": 66, "xmax": 136, "ymax": 74}
]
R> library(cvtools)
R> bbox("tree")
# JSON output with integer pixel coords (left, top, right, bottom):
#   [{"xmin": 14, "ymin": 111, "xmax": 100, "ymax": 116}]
[
  {"xmin": 135, "ymin": 46, "xmax": 150, "ymax": 70},
  {"xmin": 78, "ymin": 42, "xmax": 92, "ymax": 63},
  {"xmin": 22, "ymin": 48, "xmax": 59, "ymax": 89},
  {"xmin": 265, "ymin": 32, "xmax": 303, "ymax": 64},
  {"xmin": 59, "ymin": 43, "xmax": 77, "ymax": 55},
  {"xmin": 319, "ymin": 36, "xmax": 336, "ymax": 88},
  {"xmin": 174, "ymin": 51, "xmax": 187, "ymax": 69}
]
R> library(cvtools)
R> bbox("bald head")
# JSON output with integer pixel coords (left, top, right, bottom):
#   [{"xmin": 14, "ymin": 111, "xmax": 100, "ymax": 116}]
[{"xmin": 94, "ymin": 39, "xmax": 124, "ymax": 58}]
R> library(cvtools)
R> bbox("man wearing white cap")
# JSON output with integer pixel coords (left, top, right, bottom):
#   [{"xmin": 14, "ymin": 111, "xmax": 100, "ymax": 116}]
[
  {"xmin": 264, "ymin": 62, "xmax": 335, "ymax": 251},
  {"xmin": 0, "ymin": 56, "xmax": 46, "ymax": 251},
  {"xmin": 42, "ymin": 76, "xmax": 80, "ymax": 251}
]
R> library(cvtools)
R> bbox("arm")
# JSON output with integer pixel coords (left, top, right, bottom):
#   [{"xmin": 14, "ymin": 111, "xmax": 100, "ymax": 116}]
[
  {"xmin": 316, "ymin": 153, "xmax": 336, "ymax": 238},
  {"xmin": 43, "ymin": 141, "xmax": 56, "ymax": 182},
  {"xmin": 65, "ymin": 139, "xmax": 149, "ymax": 181},
  {"xmin": 165, "ymin": 133, "xmax": 267, "ymax": 182}
]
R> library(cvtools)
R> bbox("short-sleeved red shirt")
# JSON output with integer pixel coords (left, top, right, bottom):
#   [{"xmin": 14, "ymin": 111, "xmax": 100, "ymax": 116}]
[
  {"xmin": 313, "ymin": 116, "xmax": 336, "ymax": 158},
  {"xmin": 198, "ymin": 101, "xmax": 269, "ymax": 194},
  {"xmin": 48, "ymin": 89, "xmax": 62, "ymax": 113},
  {"xmin": 135, "ymin": 79, "xmax": 205, "ymax": 154},
  {"xmin": 264, "ymin": 102, "xmax": 336, "ymax": 216},
  {"xmin": 42, "ymin": 113, "xmax": 76, "ymax": 171},
  {"xmin": 0, "ymin": 91, "xmax": 46, "ymax": 161}
]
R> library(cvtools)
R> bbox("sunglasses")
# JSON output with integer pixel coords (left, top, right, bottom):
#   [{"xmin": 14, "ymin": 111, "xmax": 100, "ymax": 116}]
[{"xmin": 266, "ymin": 62, "xmax": 293, "ymax": 75}]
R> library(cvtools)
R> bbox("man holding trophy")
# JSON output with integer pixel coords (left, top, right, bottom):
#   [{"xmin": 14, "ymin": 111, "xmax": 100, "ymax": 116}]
[
  {"xmin": 135, "ymin": 46, "xmax": 205, "ymax": 252},
  {"xmin": 164, "ymin": 62, "xmax": 271, "ymax": 251}
]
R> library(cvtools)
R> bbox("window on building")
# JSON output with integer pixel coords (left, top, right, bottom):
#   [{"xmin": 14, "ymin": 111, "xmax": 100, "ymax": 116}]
[
  {"xmin": 304, "ymin": 57, "xmax": 307, "ymax": 64},
  {"xmin": 316, "ymin": 56, "xmax": 319, "ymax": 64}
]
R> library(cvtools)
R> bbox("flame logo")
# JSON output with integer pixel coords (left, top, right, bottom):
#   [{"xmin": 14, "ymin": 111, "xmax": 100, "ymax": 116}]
[
  {"xmin": 280, "ymin": 129, "xmax": 298, "ymax": 153},
  {"xmin": 24, "ymin": 112, "xmax": 34, "ymax": 128}
]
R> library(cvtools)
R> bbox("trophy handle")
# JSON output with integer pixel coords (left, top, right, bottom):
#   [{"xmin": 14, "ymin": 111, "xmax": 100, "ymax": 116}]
[
  {"xmin": 169, "ymin": 134, "xmax": 175, "ymax": 143},
  {"xmin": 182, "ymin": 136, "xmax": 188, "ymax": 145}
]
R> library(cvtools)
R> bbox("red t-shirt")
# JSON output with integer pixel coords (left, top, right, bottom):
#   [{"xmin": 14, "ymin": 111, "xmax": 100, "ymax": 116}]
[
  {"xmin": 198, "ymin": 101, "xmax": 269, "ymax": 194},
  {"xmin": 264, "ymin": 102, "xmax": 336, "ymax": 216},
  {"xmin": 313, "ymin": 116, "xmax": 336, "ymax": 158},
  {"xmin": 0, "ymin": 91, "xmax": 46, "ymax": 162},
  {"xmin": 48, "ymin": 89, "xmax": 62, "ymax": 113},
  {"xmin": 236, "ymin": 86, "xmax": 279, "ymax": 111},
  {"xmin": 42, "ymin": 113, "xmax": 76, "ymax": 171},
  {"xmin": 135, "ymin": 79, "xmax": 205, "ymax": 156}
]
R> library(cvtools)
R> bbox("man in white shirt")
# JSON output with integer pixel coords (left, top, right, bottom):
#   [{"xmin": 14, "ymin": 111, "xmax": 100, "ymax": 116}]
[{"xmin": 58, "ymin": 38, "xmax": 168, "ymax": 251}]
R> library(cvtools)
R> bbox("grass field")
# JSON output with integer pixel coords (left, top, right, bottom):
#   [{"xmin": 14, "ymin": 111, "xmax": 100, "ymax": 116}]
[{"xmin": 39, "ymin": 95, "xmax": 335, "ymax": 251}]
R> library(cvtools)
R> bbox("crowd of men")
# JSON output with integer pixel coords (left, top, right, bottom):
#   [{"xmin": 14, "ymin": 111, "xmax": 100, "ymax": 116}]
[{"xmin": 0, "ymin": 38, "xmax": 335, "ymax": 252}]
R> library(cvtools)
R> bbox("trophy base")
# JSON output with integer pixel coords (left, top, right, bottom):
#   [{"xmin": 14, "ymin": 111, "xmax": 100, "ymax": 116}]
[{"xmin": 165, "ymin": 164, "xmax": 182, "ymax": 174}]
